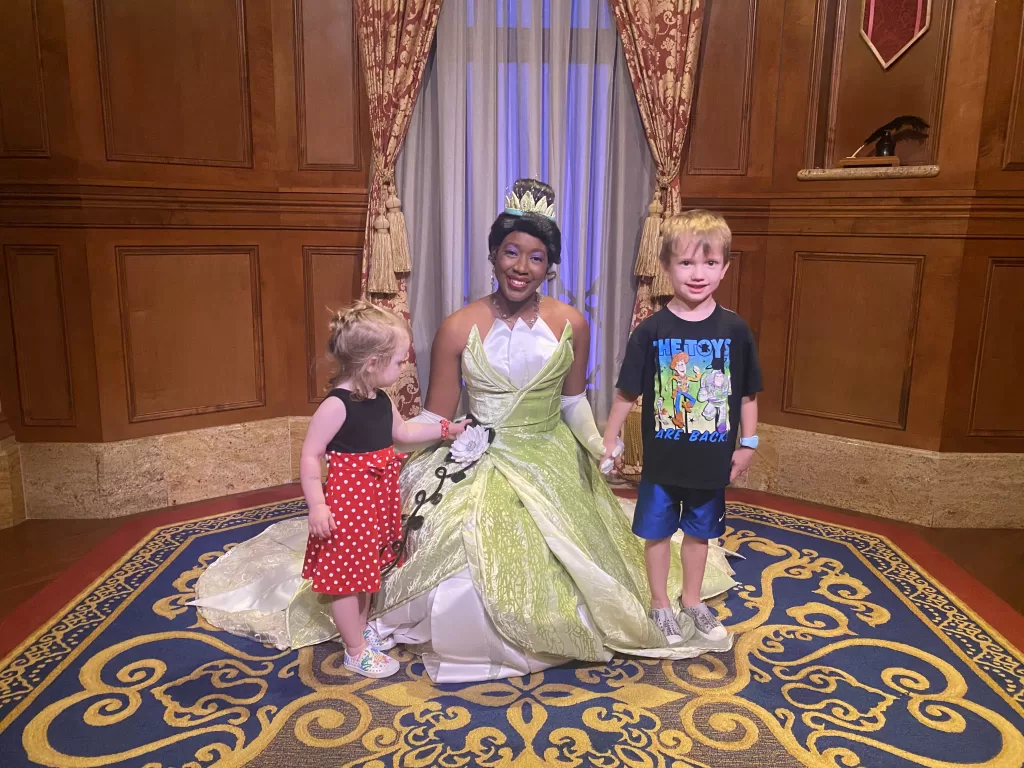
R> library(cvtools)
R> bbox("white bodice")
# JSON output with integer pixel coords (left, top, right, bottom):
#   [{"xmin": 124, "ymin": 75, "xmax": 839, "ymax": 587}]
[{"xmin": 481, "ymin": 317, "xmax": 560, "ymax": 389}]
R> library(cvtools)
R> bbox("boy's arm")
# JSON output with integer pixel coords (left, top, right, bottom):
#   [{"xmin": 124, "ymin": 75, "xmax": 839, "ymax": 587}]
[
  {"xmin": 730, "ymin": 394, "xmax": 759, "ymax": 482},
  {"xmin": 739, "ymin": 394, "xmax": 758, "ymax": 439},
  {"xmin": 601, "ymin": 322, "xmax": 648, "ymax": 467},
  {"xmin": 601, "ymin": 389, "xmax": 637, "ymax": 460}
]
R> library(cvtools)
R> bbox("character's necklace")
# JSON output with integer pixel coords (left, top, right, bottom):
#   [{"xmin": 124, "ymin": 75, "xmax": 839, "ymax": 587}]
[{"xmin": 492, "ymin": 292, "xmax": 540, "ymax": 329}]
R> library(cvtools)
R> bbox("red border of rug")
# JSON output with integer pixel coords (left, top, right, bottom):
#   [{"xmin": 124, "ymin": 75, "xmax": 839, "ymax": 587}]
[{"xmin": 0, "ymin": 484, "xmax": 1021, "ymax": 662}]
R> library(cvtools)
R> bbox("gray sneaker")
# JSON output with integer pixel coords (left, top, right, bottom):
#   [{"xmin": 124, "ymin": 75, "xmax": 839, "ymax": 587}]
[
  {"xmin": 680, "ymin": 603, "xmax": 727, "ymax": 642},
  {"xmin": 649, "ymin": 607, "xmax": 683, "ymax": 644}
]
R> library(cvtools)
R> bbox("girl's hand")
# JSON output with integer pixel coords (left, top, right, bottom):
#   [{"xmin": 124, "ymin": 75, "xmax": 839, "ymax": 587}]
[
  {"xmin": 447, "ymin": 418, "xmax": 473, "ymax": 438},
  {"xmin": 308, "ymin": 503, "xmax": 336, "ymax": 540}
]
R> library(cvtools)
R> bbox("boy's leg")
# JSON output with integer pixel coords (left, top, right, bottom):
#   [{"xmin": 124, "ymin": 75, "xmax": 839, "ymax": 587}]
[
  {"xmin": 644, "ymin": 537, "xmax": 674, "ymax": 610},
  {"xmin": 679, "ymin": 535, "xmax": 709, "ymax": 609},
  {"xmin": 634, "ymin": 481, "xmax": 685, "ymax": 643},
  {"xmin": 677, "ymin": 489, "xmax": 728, "ymax": 641}
]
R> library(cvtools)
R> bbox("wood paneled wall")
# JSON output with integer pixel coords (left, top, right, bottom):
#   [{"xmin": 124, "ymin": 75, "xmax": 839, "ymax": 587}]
[
  {"xmin": 683, "ymin": 0, "xmax": 1024, "ymax": 454},
  {"xmin": 1, "ymin": 0, "xmax": 1022, "ymax": 456},
  {"xmin": 0, "ymin": 0, "xmax": 368, "ymax": 443}
]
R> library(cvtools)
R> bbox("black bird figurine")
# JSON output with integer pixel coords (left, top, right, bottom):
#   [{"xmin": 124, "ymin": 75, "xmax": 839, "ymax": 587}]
[{"xmin": 859, "ymin": 115, "xmax": 930, "ymax": 157}]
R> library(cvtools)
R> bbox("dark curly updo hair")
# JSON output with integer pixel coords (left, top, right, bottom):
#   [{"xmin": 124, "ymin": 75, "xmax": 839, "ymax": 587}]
[{"xmin": 487, "ymin": 178, "xmax": 562, "ymax": 266}]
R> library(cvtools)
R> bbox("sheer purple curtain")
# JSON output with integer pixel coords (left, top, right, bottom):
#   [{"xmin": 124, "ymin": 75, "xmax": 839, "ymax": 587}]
[{"xmin": 396, "ymin": 0, "xmax": 653, "ymax": 420}]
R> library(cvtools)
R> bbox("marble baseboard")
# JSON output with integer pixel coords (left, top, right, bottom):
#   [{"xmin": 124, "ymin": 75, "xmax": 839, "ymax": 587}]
[
  {"xmin": 731, "ymin": 424, "xmax": 1024, "ymax": 528},
  {"xmin": 20, "ymin": 419, "xmax": 293, "ymax": 519},
  {"xmin": 9, "ymin": 418, "xmax": 1023, "ymax": 527},
  {"xmin": 0, "ymin": 438, "xmax": 25, "ymax": 529}
]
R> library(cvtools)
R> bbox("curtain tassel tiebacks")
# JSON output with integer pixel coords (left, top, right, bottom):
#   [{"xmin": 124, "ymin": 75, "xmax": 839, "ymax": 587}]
[
  {"xmin": 367, "ymin": 211, "xmax": 398, "ymax": 295},
  {"xmin": 635, "ymin": 185, "xmax": 674, "ymax": 298},
  {"xmin": 386, "ymin": 184, "xmax": 411, "ymax": 274}
]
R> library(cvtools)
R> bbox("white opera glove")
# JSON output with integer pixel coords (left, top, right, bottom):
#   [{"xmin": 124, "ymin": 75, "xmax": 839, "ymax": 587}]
[
  {"xmin": 395, "ymin": 408, "xmax": 445, "ymax": 453},
  {"xmin": 560, "ymin": 393, "xmax": 607, "ymax": 462}
]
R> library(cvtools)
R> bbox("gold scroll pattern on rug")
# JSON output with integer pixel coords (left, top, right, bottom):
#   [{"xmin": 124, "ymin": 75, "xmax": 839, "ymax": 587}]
[{"xmin": 14, "ymin": 507, "xmax": 1024, "ymax": 768}]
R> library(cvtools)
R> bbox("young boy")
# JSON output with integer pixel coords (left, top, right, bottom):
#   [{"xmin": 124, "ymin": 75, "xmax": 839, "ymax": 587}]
[{"xmin": 603, "ymin": 210, "xmax": 762, "ymax": 644}]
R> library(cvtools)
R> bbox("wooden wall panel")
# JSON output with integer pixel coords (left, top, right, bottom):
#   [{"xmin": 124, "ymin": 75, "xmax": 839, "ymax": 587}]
[
  {"xmin": 803, "ymin": 0, "xmax": 953, "ymax": 168},
  {"xmin": 0, "ymin": 0, "xmax": 373, "ymax": 445},
  {"xmin": 979, "ymin": 0, "xmax": 1024, "ymax": 179},
  {"xmin": 0, "ymin": 401, "xmax": 10, "ymax": 441},
  {"xmin": 0, "ymin": 0, "xmax": 49, "ymax": 157},
  {"xmin": 295, "ymin": 0, "xmax": 363, "ymax": 171},
  {"xmin": 968, "ymin": 258, "xmax": 1024, "ymax": 436},
  {"xmin": 303, "ymin": 246, "xmax": 363, "ymax": 402},
  {"xmin": 3, "ymin": 246, "xmax": 74, "ymax": 425},
  {"xmin": 116, "ymin": 246, "xmax": 264, "ymax": 421},
  {"xmin": 1005, "ymin": 22, "xmax": 1024, "ymax": 171},
  {"xmin": 715, "ymin": 253, "xmax": 743, "ymax": 312},
  {"xmin": 685, "ymin": 0, "xmax": 756, "ymax": 175},
  {"xmin": 94, "ymin": 0, "xmax": 252, "ymax": 167},
  {"xmin": 783, "ymin": 252, "xmax": 923, "ymax": 429}
]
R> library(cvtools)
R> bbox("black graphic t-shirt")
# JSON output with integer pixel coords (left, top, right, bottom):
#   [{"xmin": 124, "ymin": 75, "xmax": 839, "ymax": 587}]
[{"xmin": 616, "ymin": 305, "xmax": 762, "ymax": 490}]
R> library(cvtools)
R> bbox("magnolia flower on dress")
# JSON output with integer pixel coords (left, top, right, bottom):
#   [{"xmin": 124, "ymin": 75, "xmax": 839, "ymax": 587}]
[{"xmin": 449, "ymin": 424, "xmax": 492, "ymax": 468}]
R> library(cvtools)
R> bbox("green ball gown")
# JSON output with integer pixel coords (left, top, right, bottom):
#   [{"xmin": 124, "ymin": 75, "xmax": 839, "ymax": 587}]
[{"xmin": 193, "ymin": 317, "xmax": 736, "ymax": 682}]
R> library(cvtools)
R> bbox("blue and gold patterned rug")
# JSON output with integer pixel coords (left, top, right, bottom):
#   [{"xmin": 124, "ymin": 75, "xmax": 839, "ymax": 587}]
[{"xmin": 1, "ymin": 497, "xmax": 1022, "ymax": 767}]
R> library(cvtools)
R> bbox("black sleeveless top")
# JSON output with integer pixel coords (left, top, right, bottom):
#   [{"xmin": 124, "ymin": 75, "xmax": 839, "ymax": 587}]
[{"xmin": 325, "ymin": 389, "xmax": 394, "ymax": 453}]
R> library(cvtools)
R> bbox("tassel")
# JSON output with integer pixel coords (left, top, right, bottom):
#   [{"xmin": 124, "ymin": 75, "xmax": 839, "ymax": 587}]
[
  {"xmin": 621, "ymin": 403, "xmax": 644, "ymax": 483},
  {"xmin": 367, "ymin": 214, "xmax": 398, "ymax": 295},
  {"xmin": 633, "ymin": 193, "xmax": 664, "ymax": 278},
  {"xmin": 386, "ymin": 187, "xmax": 411, "ymax": 273},
  {"xmin": 649, "ymin": 264, "xmax": 674, "ymax": 298}
]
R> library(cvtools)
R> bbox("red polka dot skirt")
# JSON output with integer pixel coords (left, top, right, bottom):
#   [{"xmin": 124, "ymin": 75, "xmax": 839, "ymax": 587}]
[{"xmin": 301, "ymin": 446, "xmax": 405, "ymax": 596}]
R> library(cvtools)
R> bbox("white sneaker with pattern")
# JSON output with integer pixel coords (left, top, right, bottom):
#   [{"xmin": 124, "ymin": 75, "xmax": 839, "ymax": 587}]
[
  {"xmin": 343, "ymin": 646, "xmax": 400, "ymax": 678},
  {"xmin": 649, "ymin": 607, "xmax": 683, "ymax": 645},
  {"xmin": 680, "ymin": 602, "xmax": 727, "ymax": 642},
  {"xmin": 363, "ymin": 624, "xmax": 395, "ymax": 651}
]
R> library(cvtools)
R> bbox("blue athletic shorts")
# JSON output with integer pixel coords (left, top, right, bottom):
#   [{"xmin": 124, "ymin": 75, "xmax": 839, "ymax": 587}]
[{"xmin": 632, "ymin": 481, "xmax": 727, "ymax": 541}]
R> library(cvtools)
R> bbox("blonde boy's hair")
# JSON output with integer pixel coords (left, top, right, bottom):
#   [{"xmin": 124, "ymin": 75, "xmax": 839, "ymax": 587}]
[
  {"xmin": 326, "ymin": 301, "xmax": 409, "ymax": 399},
  {"xmin": 659, "ymin": 209, "xmax": 732, "ymax": 267}
]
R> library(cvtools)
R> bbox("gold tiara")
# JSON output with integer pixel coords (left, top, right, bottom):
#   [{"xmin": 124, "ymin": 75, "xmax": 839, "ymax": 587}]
[{"xmin": 504, "ymin": 189, "xmax": 556, "ymax": 221}]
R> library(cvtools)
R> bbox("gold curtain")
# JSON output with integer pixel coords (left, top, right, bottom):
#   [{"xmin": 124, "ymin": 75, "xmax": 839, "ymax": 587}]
[
  {"xmin": 608, "ymin": 0, "xmax": 706, "ymax": 478},
  {"xmin": 354, "ymin": 0, "xmax": 443, "ymax": 416}
]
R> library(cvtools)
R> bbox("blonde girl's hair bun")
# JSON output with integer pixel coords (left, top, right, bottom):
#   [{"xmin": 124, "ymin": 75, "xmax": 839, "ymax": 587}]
[{"xmin": 325, "ymin": 301, "xmax": 409, "ymax": 399}]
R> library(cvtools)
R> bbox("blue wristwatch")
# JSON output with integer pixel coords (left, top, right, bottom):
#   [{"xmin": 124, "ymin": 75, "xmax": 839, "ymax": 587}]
[{"xmin": 738, "ymin": 436, "xmax": 759, "ymax": 450}]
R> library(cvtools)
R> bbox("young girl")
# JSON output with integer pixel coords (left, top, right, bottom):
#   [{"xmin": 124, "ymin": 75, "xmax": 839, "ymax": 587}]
[{"xmin": 299, "ymin": 301, "xmax": 467, "ymax": 678}]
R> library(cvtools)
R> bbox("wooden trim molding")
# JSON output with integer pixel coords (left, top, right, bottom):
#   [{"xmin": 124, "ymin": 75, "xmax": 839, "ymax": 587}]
[
  {"xmin": 115, "ymin": 245, "xmax": 266, "ymax": 422},
  {"xmin": 0, "ymin": 185, "xmax": 369, "ymax": 231}
]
